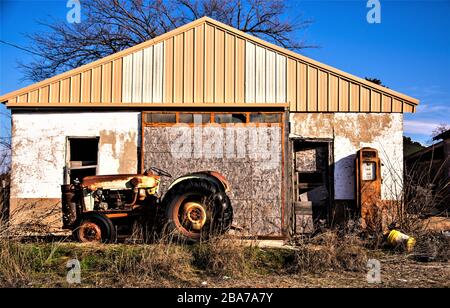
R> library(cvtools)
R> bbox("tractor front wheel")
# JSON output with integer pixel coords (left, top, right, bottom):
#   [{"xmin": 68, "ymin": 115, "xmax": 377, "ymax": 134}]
[
  {"xmin": 162, "ymin": 179, "xmax": 233, "ymax": 243},
  {"xmin": 73, "ymin": 213, "xmax": 116, "ymax": 243}
]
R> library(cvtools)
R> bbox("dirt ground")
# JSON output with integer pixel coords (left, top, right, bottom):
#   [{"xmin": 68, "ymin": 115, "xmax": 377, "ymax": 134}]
[
  {"xmin": 206, "ymin": 259, "xmax": 450, "ymax": 288},
  {"xmin": 199, "ymin": 241, "xmax": 450, "ymax": 288},
  {"xmin": 122, "ymin": 256, "xmax": 450, "ymax": 288},
  {"xmin": 26, "ymin": 260, "xmax": 449, "ymax": 288},
  {"xmin": 27, "ymin": 248, "xmax": 450, "ymax": 288},
  {"xmin": 1, "ymin": 237, "xmax": 448, "ymax": 288}
]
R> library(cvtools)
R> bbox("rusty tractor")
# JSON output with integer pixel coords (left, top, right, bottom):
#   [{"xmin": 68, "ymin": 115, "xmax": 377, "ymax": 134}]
[{"xmin": 61, "ymin": 167, "xmax": 233, "ymax": 243}]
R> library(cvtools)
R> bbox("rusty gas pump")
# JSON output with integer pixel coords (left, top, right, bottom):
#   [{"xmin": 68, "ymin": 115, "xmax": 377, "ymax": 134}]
[{"xmin": 355, "ymin": 147, "xmax": 382, "ymax": 230}]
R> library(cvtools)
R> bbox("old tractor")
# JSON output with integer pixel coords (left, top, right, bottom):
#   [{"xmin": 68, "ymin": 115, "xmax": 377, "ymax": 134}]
[{"xmin": 61, "ymin": 167, "xmax": 233, "ymax": 243}]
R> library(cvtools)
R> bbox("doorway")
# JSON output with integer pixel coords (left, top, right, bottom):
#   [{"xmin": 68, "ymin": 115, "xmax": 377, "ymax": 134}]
[
  {"xmin": 65, "ymin": 137, "xmax": 99, "ymax": 184},
  {"xmin": 292, "ymin": 139, "xmax": 333, "ymax": 233}
]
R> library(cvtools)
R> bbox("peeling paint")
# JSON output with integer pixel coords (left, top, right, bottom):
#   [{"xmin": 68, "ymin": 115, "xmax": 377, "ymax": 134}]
[
  {"xmin": 290, "ymin": 113, "xmax": 334, "ymax": 138},
  {"xmin": 290, "ymin": 113, "xmax": 403, "ymax": 201},
  {"xmin": 100, "ymin": 130, "xmax": 137, "ymax": 174},
  {"xmin": 11, "ymin": 112, "xmax": 139, "ymax": 199},
  {"xmin": 334, "ymin": 114, "xmax": 393, "ymax": 148}
]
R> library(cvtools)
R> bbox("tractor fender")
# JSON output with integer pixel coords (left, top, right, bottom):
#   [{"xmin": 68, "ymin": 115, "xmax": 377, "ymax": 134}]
[{"xmin": 166, "ymin": 171, "xmax": 230, "ymax": 193}]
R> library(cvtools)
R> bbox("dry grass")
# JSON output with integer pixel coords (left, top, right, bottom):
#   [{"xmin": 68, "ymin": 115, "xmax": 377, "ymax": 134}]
[
  {"xmin": 0, "ymin": 239, "xmax": 197, "ymax": 287},
  {"xmin": 394, "ymin": 159, "xmax": 448, "ymax": 234},
  {"xmin": 0, "ymin": 240, "xmax": 32, "ymax": 287},
  {"xmin": 291, "ymin": 231, "xmax": 368, "ymax": 274},
  {"xmin": 0, "ymin": 238, "xmax": 67, "ymax": 287},
  {"xmin": 192, "ymin": 237, "xmax": 259, "ymax": 278},
  {"xmin": 107, "ymin": 242, "xmax": 195, "ymax": 284},
  {"xmin": 0, "ymin": 229, "xmax": 448, "ymax": 288},
  {"xmin": 411, "ymin": 232, "xmax": 450, "ymax": 262}
]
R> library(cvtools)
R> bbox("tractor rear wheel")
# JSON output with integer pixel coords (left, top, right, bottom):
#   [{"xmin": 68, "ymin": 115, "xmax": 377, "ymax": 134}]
[
  {"xmin": 73, "ymin": 213, "xmax": 116, "ymax": 243},
  {"xmin": 162, "ymin": 179, "xmax": 233, "ymax": 243}
]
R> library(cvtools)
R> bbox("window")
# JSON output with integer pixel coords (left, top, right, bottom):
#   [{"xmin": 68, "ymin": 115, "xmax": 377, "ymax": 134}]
[
  {"xmin": 142, "ymin": 112, "xmax": 282, "ymax": 125},
  {"xmin": 214, "ymin": 113, "xmax": 247, "ymax": 124},
  {"xmin": 178, "ymin": 113, "xmax": 211, "ymax": 124},
  {"xmin": 66, "ymin": 137, "xmax": 99, "ymax": 183},
  {"xmin": 145, "ymin": 113, "xmax": 176, "ymax": 123},
  {"xmin": 250, "ymin": 113, "xmax": 282, "ymax": 123}
]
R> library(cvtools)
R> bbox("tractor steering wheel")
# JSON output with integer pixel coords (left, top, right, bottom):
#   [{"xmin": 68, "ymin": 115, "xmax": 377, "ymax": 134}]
[{"xmin": 148, "ymin": 166, "xmax": 172, "ymax": 178}]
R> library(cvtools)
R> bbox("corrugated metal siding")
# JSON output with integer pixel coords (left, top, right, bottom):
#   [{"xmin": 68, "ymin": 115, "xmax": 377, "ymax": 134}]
[
  {"xmin": 2, "ymin": 17, "xmax": 418, "ymax": 112},
  {"xmin": 122, "ymin": 42, "xmax": 164, "ymax": 103}
]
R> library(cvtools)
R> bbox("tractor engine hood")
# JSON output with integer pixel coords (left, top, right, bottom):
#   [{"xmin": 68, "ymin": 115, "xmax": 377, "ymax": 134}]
[{"xmin": 82, "ymin": 174, "xmax": 160, "ymax": 191}]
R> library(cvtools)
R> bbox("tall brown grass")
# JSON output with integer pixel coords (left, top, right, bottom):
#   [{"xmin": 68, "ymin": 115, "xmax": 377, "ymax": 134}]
[
  {"xmin": 291, "ymin": 231, "xmax": 368, "ymax": 274},
  {"xmin": 193, "ymin": 237, "xmax": 259, "ymax": 278},
  {"xmin": 0, "ymin": 240, "xmax": 32, "ymax": 287}
]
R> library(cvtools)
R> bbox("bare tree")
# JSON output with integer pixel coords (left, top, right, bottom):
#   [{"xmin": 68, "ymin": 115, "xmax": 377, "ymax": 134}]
[
  {"xmin": 0, "ymin": 108, "xmax": 11, "ymax": 175},
  {"xmin": 21, "ymin": 0, "xmax": 313, "ymax": 82},
  {"xmin": 431, "ymin": 123, "xmax": 450, "ymax": 140},
  {"xmin": 0, "ymin": 107, "xmax": 11, "ymax": 219}
]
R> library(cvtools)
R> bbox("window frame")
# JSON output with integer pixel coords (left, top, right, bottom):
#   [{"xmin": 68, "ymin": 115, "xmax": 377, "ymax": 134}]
[{"xmin": 142, "ymin": 111, "xmax": 283, "ymax": 127}]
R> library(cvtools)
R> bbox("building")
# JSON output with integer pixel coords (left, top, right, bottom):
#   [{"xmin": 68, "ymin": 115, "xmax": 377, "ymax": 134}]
[
  {"xmin": 405, "ymin": 129, "xmax": 450, "ymax": 213},
  {"xmin": 0, "ymin": 17, "xmax": 419, "ymax": 237}
]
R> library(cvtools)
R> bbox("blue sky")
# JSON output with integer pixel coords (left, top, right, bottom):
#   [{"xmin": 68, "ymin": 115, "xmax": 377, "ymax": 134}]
[{"xmin": 1, "ymin": 0, "xmax": 449, "ymax": 144}]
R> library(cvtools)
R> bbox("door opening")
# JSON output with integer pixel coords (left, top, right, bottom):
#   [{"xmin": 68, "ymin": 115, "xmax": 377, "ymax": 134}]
[
  {"xmin": 65, "ymin": 137, "xmax": 99, "ymax": 184},
  {"xmin": 292, "ymin": 139, "xmax": 333, "ymax": 233}
]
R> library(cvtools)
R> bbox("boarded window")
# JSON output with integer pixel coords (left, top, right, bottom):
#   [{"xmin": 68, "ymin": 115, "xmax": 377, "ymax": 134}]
[{"xmin": 295, "ymin": 149, "xmax": 316, "ymax": 172}]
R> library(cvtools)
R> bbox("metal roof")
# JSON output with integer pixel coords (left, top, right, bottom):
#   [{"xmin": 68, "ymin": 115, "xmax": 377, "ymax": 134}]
[{"xmin": 0, "ymin": 17, "xmax": 419, "ymax": 112}]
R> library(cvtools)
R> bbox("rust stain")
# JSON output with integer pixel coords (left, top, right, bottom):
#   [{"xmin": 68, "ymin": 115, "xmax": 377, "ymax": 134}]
[
  {"xmin": 106, "ymin": 213, "xmax": 130, "ymax": 219},
  {"xmin": 355, "ymin": 147, "xmax": 382, "ymax": 230},
  {"xmin": 119, "ymin": 132, "xmax": 137, "ymax": 174},
  {"xmin": 100, "ymin": 130, "xmax": 118, "ymax": 158},
  {"xmin": 100, "ymin": 130, "xmax": 137, "ymax": 174}
]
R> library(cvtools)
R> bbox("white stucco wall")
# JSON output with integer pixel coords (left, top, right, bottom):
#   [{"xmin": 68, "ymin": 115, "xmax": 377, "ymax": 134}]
[
  {"xmin": 290, "ymin": 113, "xmax": 404, "ymax": 201},
  {"xmin": 11, "ymin": 112, "xmax": 139, "ymax": 199},
  {"xmin": 11, "ymin": 110, "xmax": 403, "ymax": 203}
]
